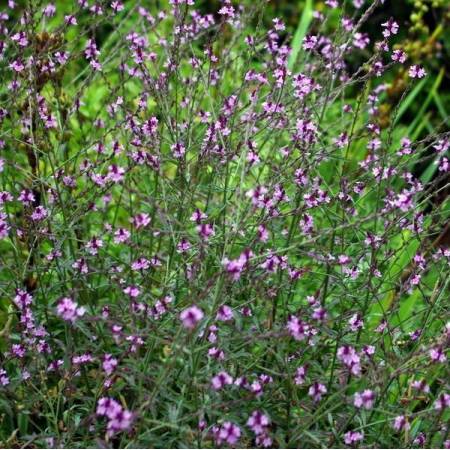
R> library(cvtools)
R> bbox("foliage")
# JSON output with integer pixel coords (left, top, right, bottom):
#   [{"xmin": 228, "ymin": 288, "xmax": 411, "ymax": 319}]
[{"xmin": 0, "ymin": 0, "xmax": 449, "ymax": 448}]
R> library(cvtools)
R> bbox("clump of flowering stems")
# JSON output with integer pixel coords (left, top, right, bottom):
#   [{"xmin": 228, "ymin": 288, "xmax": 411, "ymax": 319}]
[{"xmin": 0, "ymin": 0, "xmax": 449, "ymax": 448}]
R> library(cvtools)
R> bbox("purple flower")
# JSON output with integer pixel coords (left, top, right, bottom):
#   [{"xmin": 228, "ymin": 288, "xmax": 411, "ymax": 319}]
[
  {"xmin": 132, "ymin": 213, "xmax": 151, "ymax": 229},
  {"xmin": 348, "ymin": 314, "xmax": 363, "ymax": 331},
  {"xmin": 14, "ymin": 289, "xmax": 33, "ymax": 310},
  {"xmin": 381, "ymin": 18, "xmax": 399, "ymax": 37},
  {"xmin": 392, "ymin": 49, "xmax": 407, "ymax": 63},
  {"xmin": 171, "ymin": 142, "xmax": 185, "ymax": 158},
  {"xmin": 294, "ymin": 366, "xmax": 307, "ymax": 385},
  {"xmin": 223, "ymin": 249, "xmax": 253, "ymax": 281},
  {"xmin": 86, "ymin": 237, "xmax": 103, "ymax": 255},
  {"xmin": 393, "ymin": 415, "xmax": 410, "ymax": 432},
  {"xmin": 123, "ymin": 285, "xmax": 141, "ymax": 298},
  {"xmin": 107, "ymin": 165, "xmax": 126, "ymax": 183},
  {"xmin": 213, "ymin": 422, "xmax": 241, "ymax": 446},
  {"xmin": 97, "ymin": 397, "xmax": 133, "ymax": 437},
  {"xmin": 287, "ymin": 316, "xmax": 311, "ymax": 341},
  {"xmin": 43, "ymin": 3, "xmax": 56, "ymax": 16},
  {"xmin": 353, "ymin": 390, "xmax": 375, "ymax": 409},
  {"xmin": 103, "ymin": 354, "xmax": 118, "ymax": 375},
  {"xmin": 408, "ymin": 65, "xmax": 426, "ymax": 79},
  {"xmin": 0, "ymin": 368, "xmax": 10, "ymax": 386},
  {"xmin": 190, "ymin": 208, "xmax": 207, "ymax": 223},
  {"xmin": 216, "ymin": 305, "xmax": 233, "ymax": 321},
  {"xmin": 56, "ymin": 297, "xmax": 85, "ymax": 322},
  {"xmin": 208, "ymin": 347, "xmax": 225, "ymax": 360},
  {"xmin": 211, "ymin": 371, "xmax": 233, "ymax": 390},
  {"xmin": 411, "ymin": 379, "xmax": 430, "ymax": 394},
  {"xmin": 180, "ymin": 305, "xmax": 204, "ymax": 329},
  {"xmin": 434, "ymin": 393, "xmax": 450, "ymax": 411},
  {"xmin": 308, "ymin": 382, "xmax": 327, "ymax": 402},
  {"xmin": 303, "ymin": 35, "xmax": 318, "ymax": 50},
  {"xmin": 337, "ymin": 345, "xmax": 359, "ymax": 366},
  {"xmin": 97, "ymin": 397, "xmax": 122, "ymax": 418},
  {"xmin": 106, "ymin": 408, "xmax": 133, "ymax": 437},
  {"xmin": 429, "ymin": 347, "xmax": 446, "ymax": 363},
  {"xmin": 64, "ymin": 15, "xmax": 77, "ymax": 25},
  {"xmin": 413, "ymin": 433, "xmax": 426, "ymax": 446},
  {"xmin": 344, "ymin": 430, "xmax": 364, "ymax": 445},
  {"xmin": 353, "ymin": 32, "xmax": 370, "ymax": 50},
  {"xmin": 247, "ymin": 410, "xmax": 270, "ymax": 435},
  {"xmin": 197, "ymin": 223, "xmax": 214, "ymax": 241}
]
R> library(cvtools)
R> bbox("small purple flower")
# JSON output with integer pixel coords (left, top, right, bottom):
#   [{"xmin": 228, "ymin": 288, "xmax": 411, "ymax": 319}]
[
  {"xmin": 337, "ymin": 345, "xmax": 360, "ymax": 368},
  {"xmin": 353, "ymin": 32, "xmax": 370, "ymax": 50},
  {"xmin": 434, "ymin": 393, "xmax": 450, "ymax": 411},
  {"xmin": 171, "ymin": 142, "xmax": 185, "ymax": 158},
  {"xmin": 106, "ymin": 408, "xmax": 133, "ymax": 437},
  {"xmin": 247, "ymin": 410, "xmax": 270, "ymax": 435},
  {"xmin": 353, "ymin": 390, "xmax": 375, "ymax": 409},
  {"xmin": 213, "ymin": 422, "xmax": 241, "ymax": 446},
  {"xmin": 287, "ymin": 316, "xmax": 311, "ymax": 341},
  {"xmin": 103, "ymin": 354, "xmax": 118, "ymax": 375},
  {"xmin": 303, "ymin": 35, "xmax": 318, "ymax": 50},
  {"xmin": 180, "ymin": 305, "xmax": 204, "ymax": 329},
  {"xmin": 308, "ymin": 382, "xmax": 327, "ymax": 402},
  {"xmin": 197, "ymin": 223, "xmax": 214, "ymax": 241},
  {"xmin": 190, "ymin": 208, "xmax": 207, "ymax": 223},
  {"xmin": 216, "ymin": 304, "xmax": 233, "ymax": 321},
  {"xmin": 381, "ymin": 18, "xmax": 399, "ymax": 37},
  {"xmin": 408, "ymin": 65, "xmax": 426, "ymax": 79},
  {"xmin": 31, "ymin": 206, "xmax": 48, "ymax": 221},
  {"xmin": 344, "ymin": 430, "xmax": 364, "ymax": 445},
  {"xmin": 43, "ymin": 3, "xmax": 56, "ymax": 16},
  {"xmin": 132, "ymin": 213, "xmax": 151, "ymax": 229},
  {"xmin": 0, "ymin": 368, "xmax": 10, "ymax": 386},
  {"xmin": 56, "ymin": 297, "xmax": 85, "ymax": 323},
  {"xmin": 86, "ymin": 236, "xmax": 103, "ymax": 255},
  {"xmin": 97, "ymin": 397, "xmax": 122, "ymax": 418},
  {"xmin": 411, "ymin": 379, "xmax": 430, "ymax": 394},
  {"xmin": 348, "ymin": 314, "xmax": 364, "ymax": 331},
  {"xmin": 392, "ymin": 49, "xmax": 407, "ymax": 63},
  {"xmin": 393, "ymin": 415, "xmax": 410, "ymax": 432},
  {"xmin": 413, "ymin": 433, "xmax": 426, "ymax": 446},
  {"xmin": 64, "ymin": 15, "xmax": 77, "ymax": 25},
  {"xmin": 211, "ymin": 371, "xmax": 233, "ymax": 390},
  {"xmin": 294, "ymin": 366, "xmax": 307, "ymax": 385},
  {"xmin": 123, "ymin": 285, "xmax": 141, "ymax": 298},
  {"xmin": 97, "ymin": 397, "xmax": 133, "ymax": 437},
  {"xmin": 223, "ymin": 249, "xmax": 253, "ymax": 281},
  {"xmin": 429, "ymin": 347, "xmax": 446, "ymax": 363},
  {"xmin": 208, "ymin": 347, "xmax": 225, "ymax": 360}
]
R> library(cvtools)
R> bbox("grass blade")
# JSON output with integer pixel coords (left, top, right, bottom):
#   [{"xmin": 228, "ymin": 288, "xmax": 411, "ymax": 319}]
[{"xmin": 288, "ymin": 0, "xmax": 314, "ymax": 71}]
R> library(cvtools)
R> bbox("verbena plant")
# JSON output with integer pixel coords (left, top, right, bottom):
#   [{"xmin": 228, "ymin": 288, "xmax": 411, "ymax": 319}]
[{"xmin": 0, "ymin": 0, "xmax": 449, "ymax": 448}]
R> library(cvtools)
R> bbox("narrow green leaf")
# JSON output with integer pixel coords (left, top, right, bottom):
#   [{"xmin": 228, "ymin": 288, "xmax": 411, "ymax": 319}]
[
  {"xmin": 433, "ymin": 91, "xmax": 448, "ymax": 122},
  {"xmin": 394, "ymin": 77, "xmax": 428, "ymax": 126},
  {"xmin": 407, "ymin": 69, "xmax": 444, "ymax": 136},
  {"xmin": 288, "ymin": 0, "xmax": 314, "ymax": 71}
]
